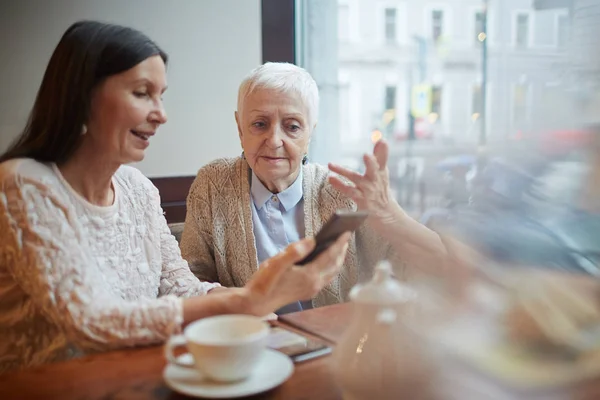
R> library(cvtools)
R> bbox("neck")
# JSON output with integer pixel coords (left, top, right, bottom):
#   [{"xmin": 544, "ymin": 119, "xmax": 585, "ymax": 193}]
[
  {"xmin": 58, "ymin": 142, "xmax": 120, "ymax": 207},
  {"xmin": 258, "ymin": 169, "xmax": 300, "ymax": 194}
]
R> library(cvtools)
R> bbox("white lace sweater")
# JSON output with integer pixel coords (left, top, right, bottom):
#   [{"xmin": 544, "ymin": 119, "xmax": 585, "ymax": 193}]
[{"xmin": 0, "ymin": 159, "xmax": 218, "ymax": 373}]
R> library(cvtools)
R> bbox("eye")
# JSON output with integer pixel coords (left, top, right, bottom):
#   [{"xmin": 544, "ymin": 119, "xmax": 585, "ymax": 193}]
[
  {"xmin": 252, "ymin": 121, "xmax": 267, "ymax": 129},
  {"xmin": 134, "ymin": 91, "xmax": 149, "ymax": 98},
  {"xmin": 287, "ymin": 123, "xmax": 301, "ymax": 133}
]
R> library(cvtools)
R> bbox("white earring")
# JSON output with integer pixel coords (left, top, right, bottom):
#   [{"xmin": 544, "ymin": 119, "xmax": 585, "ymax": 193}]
[{"xmin": 81, "ymin": 124, "xmax": 87, "ymax": 135}]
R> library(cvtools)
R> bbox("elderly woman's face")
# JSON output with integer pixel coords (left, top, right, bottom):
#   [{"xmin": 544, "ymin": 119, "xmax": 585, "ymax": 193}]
[
  {"xmin": 236, "ymin": 88, "xmax": 311, "ymax": 193},
  {"xmin": 85, "ymin": 55, "xmax": 168, "ymax": 164}
]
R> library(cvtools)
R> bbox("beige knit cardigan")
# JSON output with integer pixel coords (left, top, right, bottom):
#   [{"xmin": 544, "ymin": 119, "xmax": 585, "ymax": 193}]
[{"xmin": 180, "ymin": 157, "xmax": 402, "ymax": 307}]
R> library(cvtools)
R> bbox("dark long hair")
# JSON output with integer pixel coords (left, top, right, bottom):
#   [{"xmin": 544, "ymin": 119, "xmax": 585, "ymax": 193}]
[{"xmin": 0, "ymin": 20, "xmax": 168, "ymax": 164}]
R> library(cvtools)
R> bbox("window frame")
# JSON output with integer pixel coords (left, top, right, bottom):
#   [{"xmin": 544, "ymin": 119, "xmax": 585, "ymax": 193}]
[
  {"xmin": 424, "ymin": 4, "xmax": 452, "ymax": 45},
  {"xmin": 376, "ymin": 1, "xmax": 408, "ymax": 45},
  {"xmin": 467, "ymin": 80, "xmax": 492, "ymax": 138},
  {"xmin": 554, "ymin": 10, "xmax": 570, "ymax": 49},
  {"xmin": 512, "ymin": 10, "xmax": 534, "ymax": 49},
  {"xmin": 338, "ymin": 3, "xmax": 351, "ymax": 42},
  {"xmin": 510, "ymin": 82, "xmax": 532, "ymax": 126},
  {"xmin": 384, "ymin": 7, "xmax": 398, "ymax": 44},
  {"xmin": 471, "ymin": 8, "xmax": 486, "ymax": 46}
]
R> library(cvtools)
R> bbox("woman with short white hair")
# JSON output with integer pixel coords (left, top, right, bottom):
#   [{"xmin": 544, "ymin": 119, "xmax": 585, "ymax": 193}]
[{"xmin": 181, "ymin": 62, "xmax": 448, "ymax": 312}]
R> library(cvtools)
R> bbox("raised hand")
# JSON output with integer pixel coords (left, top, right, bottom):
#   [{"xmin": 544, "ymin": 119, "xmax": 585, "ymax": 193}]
[{"xmin": 328, "ymin": 139, "xmax": 403, "ymax": 227}]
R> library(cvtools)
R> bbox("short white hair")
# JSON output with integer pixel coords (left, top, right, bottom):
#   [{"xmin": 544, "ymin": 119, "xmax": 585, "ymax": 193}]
[{"xmin": 237, "ymin": 62, "xmax": 319, "ymax": 128}]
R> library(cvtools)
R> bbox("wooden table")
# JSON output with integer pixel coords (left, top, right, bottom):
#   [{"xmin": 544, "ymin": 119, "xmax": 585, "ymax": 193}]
[
  {"xmin": 4, "ymin": 299, "xmax": 600, "ymax": 400},
  {"xmin": 0, "ymin": 304, "xmax": 354, "ymax": 400}
]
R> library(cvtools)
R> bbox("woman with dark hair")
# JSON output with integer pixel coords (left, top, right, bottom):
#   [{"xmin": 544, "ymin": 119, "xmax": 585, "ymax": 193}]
[{"xmin": 0, "ymin": 20, "xmax": 350, "ymax": 372}]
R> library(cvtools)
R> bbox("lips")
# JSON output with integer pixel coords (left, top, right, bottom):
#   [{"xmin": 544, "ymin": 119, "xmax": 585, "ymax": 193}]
[
  {"xmin": 261, "ymin": 156, "xmax": 286, "ymax": 160},
  {"xmin": 130, "ymin": 130, "xmax": 154, "ymax": 140}
]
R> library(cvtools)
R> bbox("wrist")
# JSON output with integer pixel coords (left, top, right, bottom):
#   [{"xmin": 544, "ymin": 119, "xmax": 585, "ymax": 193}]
[
  {"xmin": 371, "ymin": 201, "xmax": 407, "ymax": 231},
  {"xmin": 207, "ymin": 286, "xmax": 228, "ymax": 294},
  {"xmin": 226, "ymin": 288, "xmax": 252, "ymax": 314},
  {"xmin": 242, "ymin": 287, "xmax": 275, "ymax": 317}
]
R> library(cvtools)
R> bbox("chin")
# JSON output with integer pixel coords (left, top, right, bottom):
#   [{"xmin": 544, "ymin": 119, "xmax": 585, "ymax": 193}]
[
  {"xmin": 123, "ymin": 151, "xmax": 146, "ymax": 164},
  {"xmin": 264, "ymin": 170, "xmax": 293, "ymax": 181}
]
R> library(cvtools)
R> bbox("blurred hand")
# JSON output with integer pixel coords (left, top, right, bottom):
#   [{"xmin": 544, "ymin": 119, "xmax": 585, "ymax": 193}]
[
  {"xmin": 328, "ymin": 139, "xmax": 404, "ymax": 228},
  {"xmin": 261, "ymin": 313, "xmax": 278, "ymax": 321},
  {"xmin": 207, "ymin": 286, "xmax": 229, "ymax": 294},
  {"xmin": 245, "ymin": 233, "xmax": 351, "ymax": 316}
]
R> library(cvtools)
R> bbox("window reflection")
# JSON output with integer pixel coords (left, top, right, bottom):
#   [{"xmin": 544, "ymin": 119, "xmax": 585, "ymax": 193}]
[{"xmin": 298, "ymin": 0, "xmax": 593, "ymax": 218}]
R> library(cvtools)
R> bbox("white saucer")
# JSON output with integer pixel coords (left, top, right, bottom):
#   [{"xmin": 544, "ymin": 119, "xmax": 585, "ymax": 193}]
[{"xmin": 163, "ymin": 349, "xmax": 294, "ymax": 398}]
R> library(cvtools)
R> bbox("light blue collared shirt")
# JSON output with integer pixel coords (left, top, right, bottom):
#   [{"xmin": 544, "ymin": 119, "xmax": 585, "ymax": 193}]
[{"xmin": 250, "ymin": 169, "xmax": 310, "ymax": 313}]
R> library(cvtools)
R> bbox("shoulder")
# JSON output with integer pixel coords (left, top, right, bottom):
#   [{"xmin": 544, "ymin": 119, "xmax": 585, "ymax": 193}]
[
  {"xmin": 303, "ymin": 162, "xmax": 354, "ymax": 207},
  {"xmin": 304, "ymin": 162, "xmax": 330, "ymax": 184},
  {"xmin": 114, "ymin": 164, "xmax": 154, "ymax": 189},
  {"xmin": 114, "ymin": 165, "xmax": 159, "ymax": 199},
  {"xmin": 190, "ymin": 157, "xmax": 243, "ymax": 194},
  {"xmin": 0, "ymin": 159, "xmax": 72, "ymax": 216},
  {"xmin": 0, "ymin": 158, "xmax": 59, "ymax": 188},
  {"xmin": 195, "ymin": 157, "xmax": 241, "ymax": 181}
]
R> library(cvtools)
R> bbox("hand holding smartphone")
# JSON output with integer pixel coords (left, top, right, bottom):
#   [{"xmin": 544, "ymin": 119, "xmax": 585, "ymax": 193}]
[{"xmin": 297, "ymin": 210, "xmax": 368, "ymax": 266}]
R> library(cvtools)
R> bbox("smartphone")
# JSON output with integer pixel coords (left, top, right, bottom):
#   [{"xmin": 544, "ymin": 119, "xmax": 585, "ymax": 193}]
[
  {"xmin": 297, "ymin": 210, "xmax": 368, "ymax": 266},
  {"xmin": 267, "ymin": 327, "xmax": 332, "ymax": 362}
]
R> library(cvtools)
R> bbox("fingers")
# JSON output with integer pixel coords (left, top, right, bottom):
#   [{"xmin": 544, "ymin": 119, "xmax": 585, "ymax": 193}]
[
  {"xmin": 363, "ymin": 153, "xmax": 380, "ymax": 181},
  {"xmin": 307, "ymin": 232, "xmax": 351, "ymax": 276},
  {"xmin": 328, "ymin": 175, "xmax": 361, "ymax": 200},
  {"xmin": 319, "ymin": 240, "xmax": 349, "ymax": 283},
  {"xmin": 328, "ymin": 163, "xmax": 364, "ymax": 185},
  {"xmin": 373, "ymin": 139, "xmax": 389, "ymax": 171},
  {"xmin": 270, "ymin": 237, "xmax": 316, "ymax": 266},
  {"xmin": 294, "ymin": 233, "xmax": 350, "ymax": 300},
  {"xmin": 364, "ymin": 139, "xmax": 388, "ymax": 180},
  {"xmin": 253, "ymin": 238, "xmax": 316, "ymax": 295},
  {"xmin": 261, "ymin": 313, "xmax": 278, "ymax": 321}
]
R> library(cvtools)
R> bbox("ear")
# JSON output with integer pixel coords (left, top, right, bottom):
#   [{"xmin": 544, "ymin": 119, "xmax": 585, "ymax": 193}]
[{"xmin": 235, "ymin": 111, "xmax": 243, "ymax": 142}]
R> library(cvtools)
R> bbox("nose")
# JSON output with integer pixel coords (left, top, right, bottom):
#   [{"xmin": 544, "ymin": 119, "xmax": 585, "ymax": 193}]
[
  {"xmin": 150, "ymin": 100, "xmax": 168, "ymax": 125},
  {"xmin": 265, "ymin": 124, "xmax": 284, "ymax": 148}
]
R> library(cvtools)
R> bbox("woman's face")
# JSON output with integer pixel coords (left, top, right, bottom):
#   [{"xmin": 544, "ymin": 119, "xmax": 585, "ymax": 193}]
[
  {"xmin": 236, "ymin": 88, "xmax": 312, "ymax": 193},
  {"xmin": 85, "ymin": 55, "xmax": 168, "ymax": 164}
]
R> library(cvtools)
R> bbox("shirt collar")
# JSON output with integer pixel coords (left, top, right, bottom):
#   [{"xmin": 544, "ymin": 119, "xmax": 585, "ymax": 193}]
[{"xmin": 251, "ymin": 169, "xmax": 304, "ymax": 211}]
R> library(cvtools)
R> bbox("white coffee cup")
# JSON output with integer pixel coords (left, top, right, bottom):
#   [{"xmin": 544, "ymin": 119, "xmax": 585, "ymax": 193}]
[{"xmin": 164, "ymin": 314, "xmax": 269, "ymax": 382}]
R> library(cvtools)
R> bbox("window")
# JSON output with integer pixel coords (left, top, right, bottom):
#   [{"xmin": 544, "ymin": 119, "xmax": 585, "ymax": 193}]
[
  {"xmin": 431, "ymin": 86, "xmax": 442, "ymax": 122},
  {"xmin": 384, "ymin": 85, "xmax": 397, "ymax": 136},
  {"xmin": 512, "ymin": 84, "xmax": 529, "ymax": 125},
  {"xmin": 384, "ymin": 8, "xmax": 396, "ymax": 43},
  {"xmin": 474, "ymin": 11, "xmax": 485, "ymax": 44},
  {"xmin": 338, "ymin": 4, "xmax": 350, "ymax": 42},
  {"xmin": 556, "ymin": 14, "xmax": 569, "ymax": 48},
  {"xmin": 432, "ymin": 10, "xmax": 444, "ymax": 42},
  {"xmin": 515, "ymin": 13, "xmax": 530, "ymax": 48},
  {"xmin": 471, "ymin": 84, "xmax": 483, "ymax": 118},
  {"xmin": 296, "ymin": 0, "xmax": 582, "ymax": 211},
  {"xmin": 384, "ymin": 85, "xmax": 396, "ymax": 111}
]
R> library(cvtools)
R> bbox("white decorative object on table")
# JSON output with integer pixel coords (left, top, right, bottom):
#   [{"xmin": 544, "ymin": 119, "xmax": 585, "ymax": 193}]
[{"xmin": 333, "ymin": 260, "xmax": 432, "ymax": 400}]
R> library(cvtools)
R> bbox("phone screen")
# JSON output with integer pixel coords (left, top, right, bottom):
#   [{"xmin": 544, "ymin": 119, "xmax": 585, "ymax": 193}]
[{"xmin": 267, "ymin": 327, "xmax": 331, "ymax": 362}]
